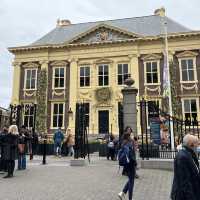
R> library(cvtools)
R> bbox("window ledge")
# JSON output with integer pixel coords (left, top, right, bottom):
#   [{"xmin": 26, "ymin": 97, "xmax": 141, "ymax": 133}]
[
  {"xmin": 23, "ymin": 89, "xmax": 37, "ymax": 91},
  {"xmin": 144, "ymin": 83, "xmax": 161, "ymax": 86},
  {"xmin": 180, "ymin": 81, "xmax": 198, "ymax": 84}
]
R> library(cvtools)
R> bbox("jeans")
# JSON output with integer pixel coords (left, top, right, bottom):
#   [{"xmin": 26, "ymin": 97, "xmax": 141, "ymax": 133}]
[
  {"xmin": 54, "ymin": 142, "xmax": 62, "ymax": 155},
  {"xmin": 122, "ymin": 162, "xmax": 135, "ymax": 200},
  {"xmin": 68, "ymin": 146, "xmax": 74, "ymax": 156},
  {"xmin": 18, "ymin": 154, "xmax": 26, "ymax": 170}
]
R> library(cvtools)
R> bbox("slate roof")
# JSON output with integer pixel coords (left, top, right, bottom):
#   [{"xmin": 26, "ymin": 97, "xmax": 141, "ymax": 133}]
[{"xmin": 31, "ymin": 15, "xmax": 191, "ymax": 46}]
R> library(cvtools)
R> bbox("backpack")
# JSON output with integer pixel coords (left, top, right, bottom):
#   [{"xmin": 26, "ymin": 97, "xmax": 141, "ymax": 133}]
[{"xmin": 118, "ymin": 145, "xmax": 130, "ymax": 167}]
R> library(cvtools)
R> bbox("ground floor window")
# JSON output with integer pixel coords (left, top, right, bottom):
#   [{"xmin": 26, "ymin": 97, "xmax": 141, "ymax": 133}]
[
  {"xmin": 147, "ymin": 100, "xmax": 160, "ymax": 126},
  {"xmin": 23, "ymin": 104, "xmax": 35, "ymax": 129},
  {"xmin": 183, "ymin": 99, "xmax": 198, "ymax": 125},
  {"xmin": 52, "ymin": 103, "xmax": 64, "ymax": 128}
]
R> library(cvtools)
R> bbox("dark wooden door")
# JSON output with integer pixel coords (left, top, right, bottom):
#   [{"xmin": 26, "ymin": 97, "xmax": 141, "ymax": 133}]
[{"xmin": 98, "ymin": 110, "xmax": 109, "ymax": 134}]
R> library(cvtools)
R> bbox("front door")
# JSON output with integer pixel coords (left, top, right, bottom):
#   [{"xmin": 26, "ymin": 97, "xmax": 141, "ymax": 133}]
[{"xmin": 98, "ymin": 110, "xmax": 109, "ymax": 134}]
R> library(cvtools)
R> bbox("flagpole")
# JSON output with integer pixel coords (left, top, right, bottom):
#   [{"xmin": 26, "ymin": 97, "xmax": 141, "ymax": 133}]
[{"xmin": 164, "ymin": 20, "xmax": 175, "ymax": 150}]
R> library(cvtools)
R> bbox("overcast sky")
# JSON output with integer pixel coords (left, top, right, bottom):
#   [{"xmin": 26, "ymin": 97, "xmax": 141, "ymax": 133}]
[{"xmin": 0, "ymin": 0, "xmax": 200, "ymax": 108}]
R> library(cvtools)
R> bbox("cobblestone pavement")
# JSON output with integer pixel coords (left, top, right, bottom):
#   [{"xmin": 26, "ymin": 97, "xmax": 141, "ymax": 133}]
[{"xmin": 0, "ymin": 155, "xmax": 173, "ymax": 200}]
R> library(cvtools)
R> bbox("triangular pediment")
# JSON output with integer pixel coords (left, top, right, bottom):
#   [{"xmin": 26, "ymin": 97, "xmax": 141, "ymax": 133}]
[
  {"xmin": 176, "ymin": 50, "xmax": 198, "ymax": 58},
  {"xmin": 68, "ymin": 23, "xmax": 140, "ymax": 44},
  {"xmin": 141, "ymin": 54, "xmax": 162, "ymax": 61}
]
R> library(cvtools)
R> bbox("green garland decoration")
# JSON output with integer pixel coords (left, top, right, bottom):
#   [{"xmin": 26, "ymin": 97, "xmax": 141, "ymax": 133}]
[{"xmin": 36, "ymin": 69, "xmax": 47, "ymax": 133}]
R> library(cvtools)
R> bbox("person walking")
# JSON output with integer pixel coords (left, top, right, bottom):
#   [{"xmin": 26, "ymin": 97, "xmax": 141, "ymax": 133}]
[
  {"xmin": 18, "ymin": 131, "xmax": 26, "ymax": 170},
  {"xmin": 3, "ymin": 125, "xmax": 19, "ymax": 178},
  {"xmin": 53, "ymin": 127, "xmax": 64, "ymax": 157},
  {"xmin": 66, "ymin": 130, "xmax": 75, "ymax": 157},
  {"xmin": 171, "ymin": 134, "xmax": 200, "ymax": 200},
  {"xmin": 118, "ymin": 132, "xmax": 136, "ymax": 200}
]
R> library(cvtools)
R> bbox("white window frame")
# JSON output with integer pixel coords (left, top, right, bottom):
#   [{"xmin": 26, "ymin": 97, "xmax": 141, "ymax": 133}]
[
  {"xmin": 52, "ymin": 67, "xmax": 66, "ymax": 89},
  {"xmin": 51, "ymin": 102, "xmax": 65, "ymax": 129},
  {"xmin": 181, "ymin": 98, "xmax": 199, "ymax": 123},
  {"xmin": 98, "ymin": 64, "xmax": 109, "ymax": 86},
  {"xmin": 24, "ymin": 68, "xmax": 38, "ymax": 90},
  {"xmin": 79, "ymin": 66, "xmax": 90, "ymax": 87},
  {"xmin": 179, "ymin": 57, "xmax": 198, "ymax": 83},
  {"xmin": 117, "ymin": 63, "xmax": 129, "ymax": 85},
  {"xmin": 23, "ymin": 104, "xmax": 35, "ymax": 129},
  {"xmin": 144, "ymin": 60, "xmax": 160, "ymax": 86}
]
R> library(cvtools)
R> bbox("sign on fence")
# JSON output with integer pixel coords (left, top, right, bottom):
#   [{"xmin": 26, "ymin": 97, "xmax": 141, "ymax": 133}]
[{"xmin": 150, "ymin": 118, "xmax": 161, "ymax": 145}]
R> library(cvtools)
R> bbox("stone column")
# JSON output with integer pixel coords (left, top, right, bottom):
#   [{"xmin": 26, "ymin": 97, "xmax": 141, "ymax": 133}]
[
  {"xmin": 11, "ymin": 61, "xmax": 21, "ymax": 104},
  {"xmin": 68, "ymin": 58, "xmax": 78, "ymax": 133},
  {"xmin": 121, "ymin": 78, "xmax": 138, "ymax": 135}
]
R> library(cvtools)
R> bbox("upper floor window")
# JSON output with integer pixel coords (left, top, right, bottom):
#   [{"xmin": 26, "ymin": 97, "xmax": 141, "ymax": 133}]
[
  {"xmin": 52, "ymin": 103, "xmax": 64, "ymax": 128},
  {"xmin": 98, "ymin": 64, "xmax": 109, "ymax": 86},
  {"xmin": 118, "ymin": 64, "xmax": 129, "ymax": 85},
  {"xmin": 80, "ymin": 66, "xmax": 90, "ymax": 87},
  {"xmin": 180, "ymin": 59, "xmax": 196, "ymax": 82},
  {"xmin": 23, "ymin": 104, "xmax": 35, "ymax": 129},
  {"xmin": 25, "ymin": 69, "xmax": 37, "ymax": 90},
  {"xmin": 183, "ymin": 99, "xmax": 198, "ymax": 125},
  {"xmin": 145, "ymin": 61, "xmax": 159, "ymax": 84},
  {"xmin": 53, "ymin": 67, "xmax": 65, "ymax": 89}
]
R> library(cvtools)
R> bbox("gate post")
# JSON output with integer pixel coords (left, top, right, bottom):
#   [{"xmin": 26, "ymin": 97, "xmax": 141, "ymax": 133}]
[{"xmin": 121, "ymin": 76, "xmax": 138, "ymax": 135}]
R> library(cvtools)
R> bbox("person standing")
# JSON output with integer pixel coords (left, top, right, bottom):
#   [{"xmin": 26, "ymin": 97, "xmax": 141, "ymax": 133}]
[
  {"xmin": 53, "ymin": 127, "xmax": 64, "ymax": 157},
  {"xmin": 66, "ymin": 129, "xmax": 75, "ymax": 157},
  {"xmin": 3, "ymin": 125, "xmax": 19, "ymax": 178},
  {"xmin": 107, "ymin": 134, "xmax": 116, "ymax": 161},
  {"xmin": 171, "ymin": 134, "xmax": 200, "ymax": 200},
  {"xmin": 18, "ymin": 131, "xmax": 26, "ymax": 170},
  {"xmin": 0, "ymin": 126, "xmax": 8, "ymax": 172},
  {"xmin": 118, "ymin": 132, "xmax": 136, "ymax": 200}
]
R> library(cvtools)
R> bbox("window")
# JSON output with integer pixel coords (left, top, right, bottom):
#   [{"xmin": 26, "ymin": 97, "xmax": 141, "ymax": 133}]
[
  {"xmin": 25, "ymin": 69, "xmax": 37, "ymax": 90},
  {"xmin": 98, "ymin": 64, "xmax": 109, "ymax": 86},
  {"xmin": 52, "ymin": 103, "xmax": 64, "ymax": 128},
  {"xmin": 118, "ymin": 64, "xmax": 129, "ymax": 85},
  {"xmin": 147, "ymin": 100, "xmax": 160, "ymax": 125},
  {"xmin": 53, "ymin": 67, "xmax": 65, "ymax": 89},
  {"xmin": 80, "ymin": 66, "xmax": 90, "ymax": 87},
  {"xmin": 181, "ymin": 59, "xmax": 195, "ymax": 82},
  {"xmin": 183, "ymin": 99, "xmax": 198, "ymax": 125},
  {"xmin": 145, "ymin": 61, "xmax": 159, "ymax": 84},
  {"xmin": 83, "ymin": 103, "xmax": 90, "ymax": 127},
  {"xmin": 23, "ymin": 104, "xmax": 35, "ymax": 129}
]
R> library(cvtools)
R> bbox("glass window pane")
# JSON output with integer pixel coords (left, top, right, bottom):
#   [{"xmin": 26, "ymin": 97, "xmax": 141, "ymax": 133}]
[
  {"xmin": 192, "ymin": 113, "xmax": 197, "ymax": 122},
  {"xmin": 32, "ymin": 70, "xmax": 36, "ymax": 78},
  {"xmin": 53, "ymin": 116, "xmax": 57, "ymax": 127},
  {"xmin": 188, "ymin": 70, "xmax": 194, "ymax": 81},
  {"xmin": 85, "ymin": 77, "xmax": 90, "ymax": 86},
  {"xmin": 29, "ymin": 116, "xmax": 33, "ymax": 127},
  {"xmin": 60, "ymin": 78, "xmax": 64, "ymax": 87},
  {"xmin": 59, "ymin": 104, "xmax": 63, "ymax": 114},
  {"xmin": 60, "ymin": 68, "xmax": 64, "ymax": 77},
  {"xmin": 54, "ymin": 104, "xmax": 58, "ymax": 114},
  {"xmin": 99, "ymin": 76, "xmax": 103, "ymax": 86},
  {"xmin": 188, "ymin": 59, "xmax": 193, "ymax": 69},
  {"xmin": 123, "ymin": 64, "xmax": 128, "ymax": 74},
  {"xmin": 146, "ymin": 63, "xmax": 151, "ymax": 72},
  {"xmin": 147, "ymin": 73, "xmax": 152, "ymax": 83},
  {"xmin": 55, "ymin": 78, "xmax": 59, "ymax": 88},
  {"xmin": 182, "ymin": 71, "xmax": 188, "ymax": 81},
  {"xmin": 85, "ymin": 67, "xmax": 90, "ymax": 76},
  {"xmin": 27, "ymin": 70, "xmax": 31, "ymax": 79},
  {"xmin": 118, "ymin": 75, "xmax": 123, "ymax": 85},
  {"xmin": 118, "ymin": 64, "xmax": 122, "ymax": 74},
  {"xmin": 24, "ymin": 116, "xmax": 29, "ymax": 128},
  {"xmin": 104, "ymin": 76, "xmax": 109, "ymax": 85},
  {"xmin": 31, "ymin": 79, "xmax": 35, "ymax": 89},
  {"xmin": 153, "ymin": 73, "xmax": 158, "ymax": 83},
  {"xmin": 80, "ymin": 77, "xmax": 85, "ymax": 86},
  {"xmin": 104, "ymin": 65, "xmax": 108, "ymax": 75},
  {"xmin": 58, "ymin": 116, "xmax": 63, "ymax": 127},
  {"xmin": 26, "ymin": 80, "xmax": 30, "ymax": 89},
  {"xmin": 98, "ymin": 66, "xmax": 103, "ymax": 75},
  {"xmin": 80, "ymin": 68, "xmax": 84, "ymax": 77},
  {"xmin": 55, "ymin": 69, "xmax": 59, "ymax": 77},
  {"xmin": 152, "ymin": 63, "xmax": 157, "ymax": 72},
  {"xmin": 184, "ymin": 100, "xmax": 190, "ymax": 113},
  {"xmin": 181, "ymin": 60, "xmax": 187, "ymax": 70},
  {"xmin": 124, "ymin": 74, "xmax": 129, "ymax": 82},
  {"xmin": 191, "ymin": 100, "xmax": 197, "ymax": 112}
]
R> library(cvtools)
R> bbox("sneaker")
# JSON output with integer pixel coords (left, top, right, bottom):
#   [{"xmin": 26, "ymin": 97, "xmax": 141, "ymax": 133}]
[{"xmin": 118, "ymin": 192, "xmax": 125, "ymax": 199}]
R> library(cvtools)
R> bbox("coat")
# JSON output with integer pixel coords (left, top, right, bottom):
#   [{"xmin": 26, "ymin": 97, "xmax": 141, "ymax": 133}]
[
  {"xmin": 171, "ymin": 146, "xmax": 200, "ymax": 200},
  {"xmin": 2, "ymin": 133, "xmax": 18, "ymax": 161}
]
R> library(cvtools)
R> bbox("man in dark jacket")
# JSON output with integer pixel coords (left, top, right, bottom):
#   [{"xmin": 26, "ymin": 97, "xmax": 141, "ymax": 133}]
[
  {"xmin": 0, "ymin": 126, "xmax": 8, "ymax": 172},
  {"xmin": 53, "ymin": 128, "xmax": 64, "ymax": 156},
  {"xmin": 171, "ymin": 134, "xmax": 200, "ymax": 200}
]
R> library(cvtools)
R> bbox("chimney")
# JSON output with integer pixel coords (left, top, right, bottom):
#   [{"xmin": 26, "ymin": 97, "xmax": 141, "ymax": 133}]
[
  {"xmin": 57, "ymin": 19, "xmax": 71, "ymax": 27},
  {"xmin": 154, "ymin": 7, "xmax": 165, "ymax": 17}
]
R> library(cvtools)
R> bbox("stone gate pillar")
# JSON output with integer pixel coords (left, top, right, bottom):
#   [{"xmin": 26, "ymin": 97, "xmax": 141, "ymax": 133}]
[{"xmin": 121, "ymin": 77, "xmax": 138, "ymax": 135}]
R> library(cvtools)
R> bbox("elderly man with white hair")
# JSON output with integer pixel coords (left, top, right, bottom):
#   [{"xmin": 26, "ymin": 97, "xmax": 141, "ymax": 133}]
[{"xmin": 171, "ymin": 134, "xmax": 200, "ymax": 200}]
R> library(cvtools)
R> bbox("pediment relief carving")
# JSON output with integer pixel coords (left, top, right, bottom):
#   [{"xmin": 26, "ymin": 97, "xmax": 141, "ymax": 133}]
[
  {"xmin": 176, "ymin": 50, "xmax": 198, "ymax": 58},
  {"xmin": 22, "ymin": 62, "xmax": 39, "ymax": 68},
  {"xmin": 69, "ymin": 24, "xmax": 139, "ymax": 45},
  {"xmin": 94, "ymin": 58, "xmax": 113, "ymax": 64},
  {"xmin": 50, "ymin": 60, "xmax": 68, "ymax": 66},
  {"xmin": 141, "ymin": 54, "xmax": 162, "ymax": 61}
]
